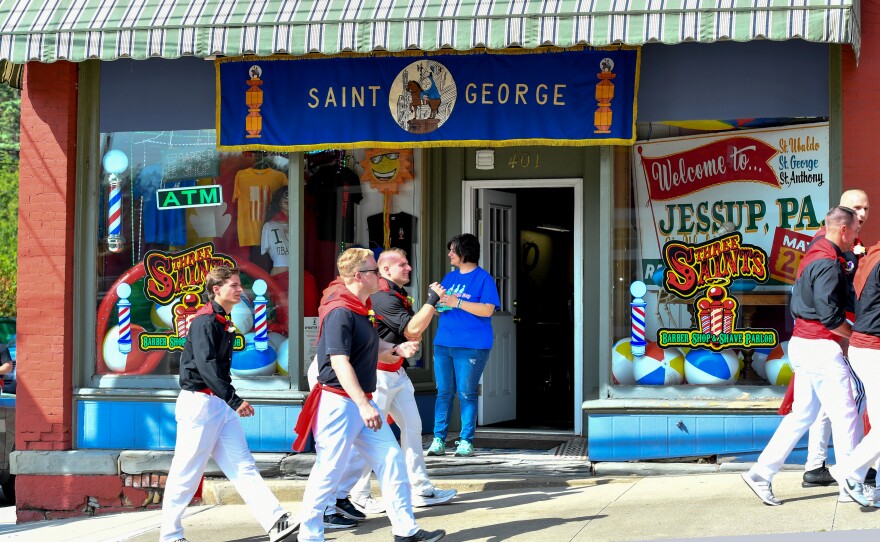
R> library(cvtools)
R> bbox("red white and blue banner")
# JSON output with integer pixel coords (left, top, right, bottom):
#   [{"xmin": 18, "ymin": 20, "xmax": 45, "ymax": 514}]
[{"xmin": 216, "ymin": 49, "xmax": 638, "ymax": 151}]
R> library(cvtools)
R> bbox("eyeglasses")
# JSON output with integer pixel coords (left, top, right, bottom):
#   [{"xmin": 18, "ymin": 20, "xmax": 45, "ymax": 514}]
[{"xmin": 359, "ymin": 268, "xmax": 380, "ymax": 275}]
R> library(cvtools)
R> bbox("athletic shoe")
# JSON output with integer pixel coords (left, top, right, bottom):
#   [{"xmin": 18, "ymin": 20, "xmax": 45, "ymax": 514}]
[
  {"xmin": 839, "ymin": 488, "xmax": 855, "ymax": 503},
  {"xmin": 335, "ymin": 497, "xmax": 367, "ymax": 520},
  {"xmin": 351, "ymin": 495, "xmax": 386, "ymax": 515},
  {"xmin": 426, "ymin": 437, "xmax": 446, "ymax": 456},
  {"xmin": 802, "ymin": 464, "xmax": 836, "ymax": 487},
  {"xmin": 393, "ymin": 528, "xmax": 446, "ymax": 542},
  {"xmin": 269, "ymin": 512, "xmax": 299, "ymax": 542},
  {"xmin": 323, "ymin": 512, "xmax": 358, "ymax": 529},
  {"xmin": 453, "ymin": 440, "xmax": 474, "ymax": 457},
  {"xmin": 412, "ymin": 487, "xmax": 457, "ymax": 507},
  {"xmin": 741, "ymin": 471, "xmax": 781, "ymax": 506},
  {"xmin": 829, "ymin": 465, "xmax": 871, "ymax": 506}
]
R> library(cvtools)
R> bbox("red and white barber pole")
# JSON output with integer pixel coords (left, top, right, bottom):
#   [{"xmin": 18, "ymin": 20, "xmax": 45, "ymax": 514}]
[
  {"xmin": 116, "ymin": 283, "xmax": 132, "ymax": 354},
  {"xmin": 103, "ymin": 150, "xmax": 129, "ymax": 253},
  {"xmin": 630, "ymin": 281, "xmax": 647, "ymax": 357},
  {"xmin": 252, "ymin": 279, "xmax": 268, "ymax": 351}
]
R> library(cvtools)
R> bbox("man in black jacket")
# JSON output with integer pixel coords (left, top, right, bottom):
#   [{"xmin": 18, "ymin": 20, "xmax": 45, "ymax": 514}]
[
  {"xmin": 742, "ymin": 206, "xmax": 861, "ymax": 506},
  {"xmin": 160, "ymin": 266, "xmax": 297, "ymax": 542}
]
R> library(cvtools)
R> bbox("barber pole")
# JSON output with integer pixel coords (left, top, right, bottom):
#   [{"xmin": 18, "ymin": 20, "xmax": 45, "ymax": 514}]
[
  {"xmin": 252, "ymin": 280, "xmax": 268, "ymax": 351},
  {"xmin": 116, "ymin": 283, "xmax": 132, "ymax": 354},
  {"xmin": 630, "ymin": 281, "xmax": 648, "ymax": 357}
]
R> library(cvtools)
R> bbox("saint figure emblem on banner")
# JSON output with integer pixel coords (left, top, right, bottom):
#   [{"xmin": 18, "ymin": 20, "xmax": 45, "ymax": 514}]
[{"xmin": 389, "ymin": 60, "xmax": 457, "ymax": 134}]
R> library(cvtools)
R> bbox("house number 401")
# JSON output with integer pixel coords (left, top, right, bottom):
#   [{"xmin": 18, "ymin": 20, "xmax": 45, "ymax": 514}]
[{"xmin": 507, "ymin": 151, "xmax": 541, "ymax": 169}]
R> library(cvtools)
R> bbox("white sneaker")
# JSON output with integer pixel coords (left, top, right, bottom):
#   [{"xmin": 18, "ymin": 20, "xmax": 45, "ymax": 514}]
[
  {"xmin": 741, "ymin": 471, "xmax": 781, "ymax": 506},
  {"xmin": 351, "ymin": 495, "xmax": 386, "ymax": 515},
  {"xmin": 268, "ymin": 512, "xmax": 299, "ymax": 542},
  {"xmin": 412, "ymin": 487, "xmax": 457, "ymax": 507},
  {"xmin": 829, "ymin": 465, "xmax": 871, "ymax": 506}
]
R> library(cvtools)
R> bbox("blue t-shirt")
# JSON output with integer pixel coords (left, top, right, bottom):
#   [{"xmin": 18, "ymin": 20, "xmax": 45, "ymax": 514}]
[
  {"xmin": 133, "ymin": 164, "xmax": 193, "ymax": 246},
  {"xmin": 433, "ymin": 266, "xmax": 500, "ymax": 349}
]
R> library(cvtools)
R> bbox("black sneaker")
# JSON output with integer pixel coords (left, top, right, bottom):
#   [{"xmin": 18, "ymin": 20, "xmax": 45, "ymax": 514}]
[
  {"xmin": 867, "ymin": 467, "xmax": 877, "ymax": 486},
  {"xmin": 323, "ymin": 512, "xmax": 358, "ymax": 529},
  {"xmin": 335, "ymin": 497, "xmax": 367, "ymax": 520},
  {"xmin": 394, "ymin": 528, "xmax": 446, "ymax": 542},
  {"xmin": 802, "ymin": 464, "xmax": 836, "ymax": 487}
]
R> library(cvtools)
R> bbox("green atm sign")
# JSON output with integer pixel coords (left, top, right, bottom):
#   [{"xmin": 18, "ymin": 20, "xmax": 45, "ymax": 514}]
[{"xmin": 156, "ymin": 185, "xmax": 223, "ymax": 210}]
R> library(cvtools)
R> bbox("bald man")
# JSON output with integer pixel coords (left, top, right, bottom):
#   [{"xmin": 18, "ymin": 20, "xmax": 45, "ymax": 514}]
[{"xmin": 801, "ymin": 189, "xmax": 872, "ymax": 493}]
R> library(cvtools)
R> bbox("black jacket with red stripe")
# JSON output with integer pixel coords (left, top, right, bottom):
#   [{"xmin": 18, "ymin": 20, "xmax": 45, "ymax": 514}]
[{"xmin": 790, "ymin": 237, "xmax": 848, "ymax": 338}]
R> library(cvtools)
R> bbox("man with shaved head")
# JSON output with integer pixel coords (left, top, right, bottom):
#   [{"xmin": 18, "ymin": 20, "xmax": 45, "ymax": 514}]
[
  {"xmin": 743, "ymin": 206, "xmax": 862, "ymax": 505},
  {"xmin": 798, "ymin": 190, "xmax": 872, "ymax": 493}
]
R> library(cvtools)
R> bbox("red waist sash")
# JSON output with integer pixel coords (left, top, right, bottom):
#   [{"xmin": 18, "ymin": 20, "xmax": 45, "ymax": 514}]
[
  {"xmin": 377, "ymin": 358, "xmax": 405, "ymax": 372},
  {"xmin": 292, "ymin": 383, "xmax": 372, "ymax": 452}
]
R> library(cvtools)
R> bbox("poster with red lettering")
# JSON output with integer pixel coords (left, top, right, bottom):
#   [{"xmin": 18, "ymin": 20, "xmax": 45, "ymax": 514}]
[
  {"xmin": 632, "ymin": 122, "xmax": 829, "ymax": 290},
  {"xmin": 768, "ymin": 227, "xmax": 814, "ymax": 284}
]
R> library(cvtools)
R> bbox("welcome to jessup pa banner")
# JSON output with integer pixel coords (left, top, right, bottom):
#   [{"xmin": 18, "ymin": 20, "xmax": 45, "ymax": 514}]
[
  {"xmin": 216, "ymin": 49, "xmax": 638, "ymax": 151},
  {"xmin": 632, "ymin": 123, "xmax": 830, "ymax": 288}
]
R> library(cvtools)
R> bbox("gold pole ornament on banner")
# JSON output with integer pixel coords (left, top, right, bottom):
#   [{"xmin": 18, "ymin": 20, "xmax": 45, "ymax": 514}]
[{"xmin": 358, "ymin": 150, "xmax": 414, "ymax": 249}]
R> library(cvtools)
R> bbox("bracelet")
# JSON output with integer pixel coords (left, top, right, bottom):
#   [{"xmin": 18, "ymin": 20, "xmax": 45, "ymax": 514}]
[{"xmin": 456, "ymin": 297, "xmax": 463, "ymax": 309}]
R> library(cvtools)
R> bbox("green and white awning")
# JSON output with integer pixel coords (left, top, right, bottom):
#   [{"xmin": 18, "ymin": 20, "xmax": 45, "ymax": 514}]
[{"xmin": 0, "ymin": 0, "xmax": 861, "ymax": 65}]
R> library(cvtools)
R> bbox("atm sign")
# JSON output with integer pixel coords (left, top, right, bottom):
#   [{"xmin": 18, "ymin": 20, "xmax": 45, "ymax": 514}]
[{"xmin": 156, "ymin": 185, "xmax": 222, "ymax": 210}]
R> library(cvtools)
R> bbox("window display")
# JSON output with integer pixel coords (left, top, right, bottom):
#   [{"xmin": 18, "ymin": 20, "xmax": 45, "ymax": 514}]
[
  {"xmin": 95, "ymin": 130, "xmax": 291, "ymax": 379},
  {"xmin": 612, "ymin": 122, "xmax": 830, "ymax": 388}
]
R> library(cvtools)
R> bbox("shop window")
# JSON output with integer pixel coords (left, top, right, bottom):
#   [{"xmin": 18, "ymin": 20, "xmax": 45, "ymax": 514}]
[
  {"xmin": 612, "ymin": 121, "xmax": 830, "ymax": 390},
  {"xmin": 302, "ymin": 149, "xmax": 424, "ymax": 368},
  {"xmin": 96, "ymin": 130, "xmax": 293, "ymax": 381}
]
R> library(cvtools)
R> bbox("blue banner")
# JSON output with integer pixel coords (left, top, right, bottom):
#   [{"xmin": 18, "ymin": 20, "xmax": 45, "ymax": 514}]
[{"xmin": 217, "ymin": 49, "xmax": 639, "ymax": 151}]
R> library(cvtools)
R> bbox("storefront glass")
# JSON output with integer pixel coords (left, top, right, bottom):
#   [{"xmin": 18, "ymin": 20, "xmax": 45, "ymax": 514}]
[
  {"xmin": 612, "ymin": 122, "xmax": 830, "ymax": 389},
  {"xmin": 94, "ymin": 131, "xmax": 422, "ymax": 380}
]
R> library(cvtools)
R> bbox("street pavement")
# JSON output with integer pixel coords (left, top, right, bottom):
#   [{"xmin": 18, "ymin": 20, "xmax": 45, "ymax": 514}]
[{"xmin": 1, "ymin": 465, "xmax": 880, "ymax": 542}]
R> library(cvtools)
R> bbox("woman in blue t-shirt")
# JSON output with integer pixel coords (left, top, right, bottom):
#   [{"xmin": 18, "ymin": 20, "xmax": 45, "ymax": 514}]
[{"xmin": 427, "ymin": 234, "xmax": 500, "ymax": 458}]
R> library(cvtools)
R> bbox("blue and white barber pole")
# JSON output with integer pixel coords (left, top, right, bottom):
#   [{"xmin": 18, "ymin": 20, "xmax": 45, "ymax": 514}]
[
  {"xmin": 630, "ymin": 281, "xmax": 647, "ymax": 357},
  {"xmin": 252, "ymin": 279, "xmax": 268, "ymax": 351},
  {"xmin": 116, "ymin": 282, "xmax": 132, "ymax": 354}
]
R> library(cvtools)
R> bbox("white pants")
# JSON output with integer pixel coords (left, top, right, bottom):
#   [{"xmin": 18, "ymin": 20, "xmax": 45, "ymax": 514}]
[
  {"xmin": 805, "ymin": 362, "xmax": 866, "ymax": 470},
  {"xmin": 298, "ymin": 392, "xmax": 419, "ymax": 541},
  {"xmin": 338, "ymin": 368, "xmax": 433, "ymax": 500},
  {"xmin": 160, "ymin": 390, "xmax": 285, "ymax": 542},
  {"xmin": 830, "ymin": 345, "xmax": 880, "ymax": 480},
  {"xmin": 752, "ymin": 337, "xmax": 859, "ymax": 482}
]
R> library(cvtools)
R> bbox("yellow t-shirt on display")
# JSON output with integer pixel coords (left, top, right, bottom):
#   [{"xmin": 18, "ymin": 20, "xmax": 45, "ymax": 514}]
[{"xmin": 233, "ymin": 168, "xmax": 288, "ymax": 246}]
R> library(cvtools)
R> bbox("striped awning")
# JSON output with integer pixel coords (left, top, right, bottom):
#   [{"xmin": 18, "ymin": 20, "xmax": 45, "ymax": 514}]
[{"xmin": 0, "ymin": 0, "xmax": 862, "ymax": 66}]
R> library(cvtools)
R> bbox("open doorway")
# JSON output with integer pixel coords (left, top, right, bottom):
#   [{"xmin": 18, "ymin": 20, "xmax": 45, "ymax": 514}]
[{"xmin": 463, "ymin": 180, "xmax": 582, "ymax": 434}]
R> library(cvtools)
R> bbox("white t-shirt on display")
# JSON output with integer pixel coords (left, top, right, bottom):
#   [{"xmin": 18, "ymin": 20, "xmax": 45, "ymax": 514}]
[{"xmin": 261, "ymin": 220, "xmax": 289, "ymax": 268}]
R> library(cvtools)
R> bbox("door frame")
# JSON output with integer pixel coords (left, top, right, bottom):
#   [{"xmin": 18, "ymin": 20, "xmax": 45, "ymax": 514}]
[{"xmin": 462, "ymin": 178, "xmax": 584, "ymax": 435}]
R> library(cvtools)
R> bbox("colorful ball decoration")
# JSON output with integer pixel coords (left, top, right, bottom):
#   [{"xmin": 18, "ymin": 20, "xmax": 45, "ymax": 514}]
[
  {"xmin": 151, "ymin": 297, "xmax": 180, "ymax": 330},
  {"xmin": 611, "ymin": 337, "xmax": 638, "ymax": 385},
  {"xmin": 651, "ymin": 266, "xmax": 666, "ymax": 286},
  {"xmin": 230, "ymin": 299, "xmax": 255, "ymax": 334},
  {"xmin": 750, "ymin": 347, "xmax": 773, "ymax": 380},
  {"xmin": 684, "ymin": 348, "xmax": 740, "ymax": 385},
  {"xmin": 765, "ymin": 341, "xmax": 792, "ymax": 386},
  {"xmin": 275, "ymin": 339, "xmax": 290, "ymax": 375},
  {"xmin": 231, "ymin": 332, "xmax": 277, "ymax": 377},
  {"xmin": 102, "ymin": 324, "xmax": 163, "ymax": 374},
  {"xmin": 633, "ymin": 343, "xmax": 685, "ymax": 385}
]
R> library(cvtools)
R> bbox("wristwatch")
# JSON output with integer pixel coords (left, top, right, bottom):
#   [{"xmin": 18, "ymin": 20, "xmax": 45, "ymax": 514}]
[{"xmin": 391, "ymin": 346, "xmax": 399, "ymax": 357}]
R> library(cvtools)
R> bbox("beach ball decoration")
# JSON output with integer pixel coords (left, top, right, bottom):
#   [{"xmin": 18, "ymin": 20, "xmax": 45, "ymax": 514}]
[
  {"xmin": 231, "ymin": 332, "xmax": 277, "ymax": 377},
  {"xmin": 102, "ymin": 324, "xmax": 162, "ymax": 374},
  {"xmin": 275, "ymin": 339, "xmax": 290, "ymax": 375},
  {"xmin": 633, "ymin": 343, "xmax": 685, "ymax": 385},
  {"xmin": 765, "ymin": 341, "xmax": 792, "ymax": 386},
  {"xmin": 151, "ymin": 297, "xmax": 180, "ymax": 330},
  {"xmin": 230, "ymin": 298, "xmax": 255, "ymax": 334},
  {"xmin": 684, "ymin": 348, "xmax": 740, "ymax": 385},
  {"xmin": 611, "ymin": 337, "xmax": 638, "ymax": 385},
  {"xmin": 750, "ymin": 347, "xmax": 773, "ymax": 380}
]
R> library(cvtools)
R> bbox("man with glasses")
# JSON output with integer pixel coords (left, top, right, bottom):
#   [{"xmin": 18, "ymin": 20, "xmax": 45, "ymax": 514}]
[
  {"xmin": 743, "ymin": 206, "xmax": 862, "ymax": 505},
  {"xmin": 294, "ymin": 248, "xmax": 445, "ymax": 542}
]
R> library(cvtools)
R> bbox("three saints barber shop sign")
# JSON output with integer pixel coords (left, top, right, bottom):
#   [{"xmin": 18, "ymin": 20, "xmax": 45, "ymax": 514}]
[{"xmin": 216, "ymin": 49, "xmax": 638, "ymax": 151}]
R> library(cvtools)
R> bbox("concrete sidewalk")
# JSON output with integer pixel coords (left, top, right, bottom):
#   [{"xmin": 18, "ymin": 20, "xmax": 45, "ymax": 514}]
[{"xmin": 2, "ymin": 469, "xmax": 880, "ymax": 542}]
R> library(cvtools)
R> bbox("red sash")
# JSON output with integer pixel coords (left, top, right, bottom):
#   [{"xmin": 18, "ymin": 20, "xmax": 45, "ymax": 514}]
[
  {"xmin": 292, "ymin": 383, "xmax": 372, "ymax": 451},
  {"xmin": 377, "ymin": 358, "xmax": 406, "ymax": 372}
]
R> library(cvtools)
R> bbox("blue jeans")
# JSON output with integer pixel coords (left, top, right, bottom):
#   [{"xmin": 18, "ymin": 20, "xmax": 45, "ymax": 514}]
[{"xmin": 432, "ymin": 345, "xmax": 490, "ymax": 443}]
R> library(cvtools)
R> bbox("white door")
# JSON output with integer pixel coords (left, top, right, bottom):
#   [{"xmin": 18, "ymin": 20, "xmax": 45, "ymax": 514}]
[{"xmin": 477, "ymin": 189, "xmax": 517, "ymax": 425}]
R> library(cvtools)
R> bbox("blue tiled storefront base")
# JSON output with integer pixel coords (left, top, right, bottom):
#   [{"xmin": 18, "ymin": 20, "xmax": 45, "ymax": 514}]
[
  {"xmin": 77, "ymin": 393, "xmax": 437, "ymax": 451},
  {"xmin": 587, "ymin": 414, "xmax": 837, "ymax": 464}
]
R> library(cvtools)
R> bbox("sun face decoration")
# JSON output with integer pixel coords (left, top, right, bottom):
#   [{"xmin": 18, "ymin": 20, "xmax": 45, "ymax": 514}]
[{"xmin": 358, "ymin": 149, "xmax": 414, "ymax": 195}]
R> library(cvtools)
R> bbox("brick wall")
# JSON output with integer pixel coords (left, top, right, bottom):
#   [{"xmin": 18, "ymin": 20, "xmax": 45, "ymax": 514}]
[{"xmin": 842, "ymin": 4, "xmax": 880, "ymax": 242}]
